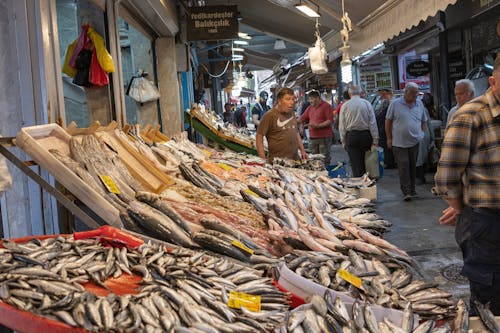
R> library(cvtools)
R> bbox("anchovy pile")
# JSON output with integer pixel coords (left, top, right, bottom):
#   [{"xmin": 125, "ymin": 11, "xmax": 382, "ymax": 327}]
[
  {"xmin": 273, "ymin": 156, "xmax": 326, "ymax": 171},
  {"xmin": 283, "ymin": 250, "xmax": 455, "ymax": 319},
  {"xmin": 0, "ymin": 236, "xmax": 289, "ymax": 332}
]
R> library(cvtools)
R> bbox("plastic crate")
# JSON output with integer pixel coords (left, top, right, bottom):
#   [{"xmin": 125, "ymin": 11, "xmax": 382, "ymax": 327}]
[{"xmin": 327, "ymin": 162, "xmax": 347, "ymax": 178}]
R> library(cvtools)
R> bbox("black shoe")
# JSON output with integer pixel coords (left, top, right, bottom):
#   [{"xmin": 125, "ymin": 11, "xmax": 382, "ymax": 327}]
[
  {"xmin": 410, "ymin": 192, "xmax": 418, "ymax": 198},
  {"xmin": 403, "ymin": 194, "xmax": 412, "ymax": 201}
]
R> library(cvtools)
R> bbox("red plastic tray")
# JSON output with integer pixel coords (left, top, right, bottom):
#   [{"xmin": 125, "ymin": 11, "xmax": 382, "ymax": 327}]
[{"xmin": 0, "ymin": 234, "xmax": 143, "ymax": 333}]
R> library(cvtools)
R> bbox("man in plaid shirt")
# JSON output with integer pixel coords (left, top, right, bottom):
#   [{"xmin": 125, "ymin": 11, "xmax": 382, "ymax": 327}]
[{"xmin": 434, "ymin": 53, "xmax": 500, "ymax": 314}]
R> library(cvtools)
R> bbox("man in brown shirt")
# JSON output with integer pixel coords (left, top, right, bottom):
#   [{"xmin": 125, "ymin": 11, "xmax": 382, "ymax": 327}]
[{"xmin": 256, "ymin": 87, "xmax": 308, "ymax": 162}]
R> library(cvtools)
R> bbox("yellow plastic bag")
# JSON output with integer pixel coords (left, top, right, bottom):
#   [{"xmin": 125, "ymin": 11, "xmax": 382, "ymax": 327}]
[
  {"xmin": 62, "ymin": 38, "xmax": 78, "ymax": 77},
  {"xmin": 87, "ymin": 26, "xmax": 115, "ymax": 73}
]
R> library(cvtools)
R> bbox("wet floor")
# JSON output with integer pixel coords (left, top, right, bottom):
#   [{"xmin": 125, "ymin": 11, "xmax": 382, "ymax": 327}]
[{"xmin": 330, "ymin": 144, "xmax": 470, "ymax": 301}]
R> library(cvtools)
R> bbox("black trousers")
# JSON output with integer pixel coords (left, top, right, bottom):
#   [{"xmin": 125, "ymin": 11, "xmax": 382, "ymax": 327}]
[
  {"xmin": 392, "ymin": 144, "xmax": 419, "ymax": 195},
  {"xmin": 345, "ymin": 130, "xmax": 372, "ymax": 177},
  {"xmin": 455, "ymin": 206, "xmax": 500, "ymax": 315}
]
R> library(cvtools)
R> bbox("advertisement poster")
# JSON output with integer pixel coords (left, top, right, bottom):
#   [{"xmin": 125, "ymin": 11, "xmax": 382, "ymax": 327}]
[{"xmin": 398, "ymin": 50, "xmax": 430, "ymax": 90}]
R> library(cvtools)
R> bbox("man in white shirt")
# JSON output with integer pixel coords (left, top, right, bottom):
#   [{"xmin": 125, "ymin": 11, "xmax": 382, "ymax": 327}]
[{"xmin": 339, "ymin": 85, "xmax": 379, "ymax": 177}]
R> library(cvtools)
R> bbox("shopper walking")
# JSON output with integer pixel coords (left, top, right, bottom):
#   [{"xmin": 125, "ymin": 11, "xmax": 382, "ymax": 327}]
[
  {"xmin": 252, "ymin": 91, "xmax": 270, "ymax": 129},
  {"xmin": 375, "ymin": 89, "xmax": 396, "ymax": 169},
  {"xmin": 339, "ymin": 85, "xmax": 378, "ymax": 177},
  {"xmin": 385, "ymin": 82, "xmax": 427, "ymax": 201},
  {"xmin": 300, "ymin": 90, "xmax": 334, "ymax": 165},
  {"xmin": 416, "ymin": 92, "xmax": 436, "ymax": 184},
  {"xmin": 233, "ymin": 106, "xmax": 247, "ymax": 128},
  {"xmin": 434, "ymin": 54, "xmax": 500, "ymax": 315},
  {"xmin": 223, "ymin": 103, "xmax": 234, "ymax": 123},
  {"xmin": 446, "ymin": 79, "xmax": 475, "ymax": 129},
  {"xmin": 256, "ymin": 87, "xmax": 308, "ymax": 162}
]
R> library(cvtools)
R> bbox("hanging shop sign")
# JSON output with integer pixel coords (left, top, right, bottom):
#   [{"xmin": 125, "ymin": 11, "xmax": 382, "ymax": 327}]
[
  {"xmin": 406, "ymin": 60, "xmax": 430, "ymax": 77},
  {"xmin": 187, "ymin": 5, "xmax": 238, "ymax": 41}
]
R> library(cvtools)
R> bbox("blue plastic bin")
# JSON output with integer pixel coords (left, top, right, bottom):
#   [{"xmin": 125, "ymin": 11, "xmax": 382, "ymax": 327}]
[{"xmin": 327, "ymin": 162, "xmax": 347, "ymax": 178}]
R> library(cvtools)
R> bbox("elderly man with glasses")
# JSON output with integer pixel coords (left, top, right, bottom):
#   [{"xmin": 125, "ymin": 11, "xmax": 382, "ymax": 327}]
[{"xmin": 385, "ymin": 82, "xmax": 428, "ymax": 201}]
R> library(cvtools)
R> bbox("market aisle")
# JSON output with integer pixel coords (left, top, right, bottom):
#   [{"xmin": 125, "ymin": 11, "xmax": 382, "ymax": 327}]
[{"xmin": 330, "ymin": 143, "xmax": 470, "ymax": 300}]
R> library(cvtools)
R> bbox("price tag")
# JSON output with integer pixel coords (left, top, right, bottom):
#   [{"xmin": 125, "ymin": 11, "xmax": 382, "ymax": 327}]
[
  {"xmin": 227, "ymin": 291, "xmax": 261, "ymax": 312},
  {"xmin": 231, "ymin": 240, "xmax": 254, "ymax": 255},
  {"xmin": 338, "ymin": 269, "xmax": 362, "ymax": 289},
  {"xmin": 244, "ymin": 188, "xmax": 259, "ymax": 197},
  {"xmin": 99, "ymin": 175, "xmax": 121, "ymax": 194},
  {"xmin": 202, "ymin": 149, "xmax": 212, "ymax": 157},
  {"xmin": 217, "ymin": 162, "xmax": 234, "ymax": 171}
]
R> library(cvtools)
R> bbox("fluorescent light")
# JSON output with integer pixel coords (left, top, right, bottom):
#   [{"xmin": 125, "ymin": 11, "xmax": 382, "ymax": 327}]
[
  {"xmin": 238, "ymin": 32, "xmax": 252, "ymax": 40},
  {"xmin": 295, "ymin": 4, "xmax": 320, "ymax": 18},
  {"xmin": 232, "ymin": 55, "xmax": 244, "ymax": 61},
  {"xmin": 232, "ymin": 47, "xmax": 245, "ymax": 52},
  {"xmin": 233, "ymin": 40, "xmax": 248, "ymax": 45}
]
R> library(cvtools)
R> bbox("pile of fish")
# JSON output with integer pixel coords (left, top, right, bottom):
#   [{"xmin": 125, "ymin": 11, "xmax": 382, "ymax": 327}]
[
  {"xmin": 273, "ymin": 155, "xmax": 326, "ymax": 171},
  {"xmin": 277, "ymin": 293, "xmax": 438, "ymax": 333},
  {"xmin": 282, "ymin": 249, "xmax": 456, "ymax": 320},
  {"xmin": 0, "ymin": 236, "xmax": 290, "ymax": 332}
]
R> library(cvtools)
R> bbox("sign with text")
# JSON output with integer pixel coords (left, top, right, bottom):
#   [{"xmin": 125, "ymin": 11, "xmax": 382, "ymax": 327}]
[
  {"xmin": 406, "ymin": 60, "xmax": 430, "ymax": 77},
  {"xmin": 187, "ymin": 5, "xmax": 238, "ymax": 41}
]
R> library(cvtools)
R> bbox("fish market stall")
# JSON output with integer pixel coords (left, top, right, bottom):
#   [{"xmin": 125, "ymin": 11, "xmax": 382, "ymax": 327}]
[
  {"xmin": 0, "ymin": 230, "xmax": 290, "ymax": 332},
  {"xmin": 186, "ymin": 107, "xmax": 258, "ymax": 155}
]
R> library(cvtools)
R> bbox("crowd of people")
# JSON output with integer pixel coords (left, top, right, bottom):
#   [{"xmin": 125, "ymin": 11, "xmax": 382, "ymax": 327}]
[{"xmin": 217, "ymin": 53, "xmax": 500, "ymax": 312}]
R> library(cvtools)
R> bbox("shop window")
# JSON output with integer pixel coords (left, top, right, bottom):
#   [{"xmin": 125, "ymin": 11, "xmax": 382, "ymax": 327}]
[
  {"xmin": 56, "ymin": 0, "xmax": 113, "ymax": 128},
  {"xmin": 118, "ymin": 18, "xmax": 159, "ymax": 126}
]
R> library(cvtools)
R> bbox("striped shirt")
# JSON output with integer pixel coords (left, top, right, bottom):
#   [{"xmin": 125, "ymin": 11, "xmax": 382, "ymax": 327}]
[{"xmin": 433, "ymin": 88, "xmax": 500, "ymax": 209}]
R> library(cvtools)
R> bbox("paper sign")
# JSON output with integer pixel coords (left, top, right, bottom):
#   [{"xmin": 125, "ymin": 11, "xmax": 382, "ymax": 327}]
[
  {"xmin": 227, "ymin": 291, "xmax": 261, "ymax": 312},
  {"xmin": 99, "ymin": 175, "xmax": 120, "ymax": 194},
  {"xmin": 338, "ymin": 269, "xmax": 362, "ymax": 289},
  {"xmin": 244, "ymin": 188, "xmax": 259, "ymax": 197},
  {"xmin": 231, "ymin": 240, "xmax": 254, "ymax": 255},
  {"xmin": 217, "ymin": 162, "xmax": 233, "ymax": 171}
]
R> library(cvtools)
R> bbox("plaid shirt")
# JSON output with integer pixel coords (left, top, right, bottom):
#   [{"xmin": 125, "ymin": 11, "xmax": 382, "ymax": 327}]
[{"xmin": 433, "ymin": 88, "xmax": 500, "ymax": 208}]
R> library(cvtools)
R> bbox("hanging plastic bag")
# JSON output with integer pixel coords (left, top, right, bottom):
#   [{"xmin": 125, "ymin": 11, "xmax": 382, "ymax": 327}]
[
  {"xmin": 308, "ymin": 35, "xmax": 328, "ymax": 74},
  {"xmin": 62, "ymin": 39, "xmax": 78, "ymax": 77},
  {"xmin": 89, "ymin": 48, "xmax": 109, "ymax": 86},
  {"xmin": 87, "ymin": 26, "xmax": 115, "ymax": 73},
  {"xmin": 72, "ymin": 49, "xmax": 93, "ymax": 87},
  {"xmin": 364, "ymin": 147, "xmax": 380, "ymax": 179},
  {"xmin": 127, "ymin": 76, "xmax": 161, "ymax": 103}
]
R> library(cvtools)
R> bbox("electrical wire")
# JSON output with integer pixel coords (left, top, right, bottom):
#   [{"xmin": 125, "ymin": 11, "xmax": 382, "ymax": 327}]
[{"xmin": 199, "ymin": 59, "xmax": 231, "ymax": 78}]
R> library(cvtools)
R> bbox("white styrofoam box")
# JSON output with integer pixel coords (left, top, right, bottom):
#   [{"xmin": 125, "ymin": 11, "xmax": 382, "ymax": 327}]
[
  {"xmin": 277, "ymin": 262, "xmax": 418, "ymax": 326},
  {"xmin": 356, "ymin": 186, "xmax": 377, "ymax": 201},
  {"xmin": 15, "ymin": 124, "xmax": 122, "ymax": 227},
  {"xmin": 469, "ymin": 316, "xmax": 500, "ymax": 332}
]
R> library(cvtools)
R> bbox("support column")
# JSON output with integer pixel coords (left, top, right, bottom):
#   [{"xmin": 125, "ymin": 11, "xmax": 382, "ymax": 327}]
[
  {"xmin": 438, "ymin": 11, "xmax": 450, "ymax": 110},
  {"xmin": 389, "ymin": 55, "xmax": 399, "ymax": 91},
  {"xmin": 156, "ymin": 37, "xmax": 182, "ymax": 137}
]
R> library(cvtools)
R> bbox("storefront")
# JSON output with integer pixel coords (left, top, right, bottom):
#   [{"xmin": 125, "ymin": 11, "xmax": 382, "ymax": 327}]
[{"xmin": 0, "ymin": 0, "xmax": 183, "ymax": 238}]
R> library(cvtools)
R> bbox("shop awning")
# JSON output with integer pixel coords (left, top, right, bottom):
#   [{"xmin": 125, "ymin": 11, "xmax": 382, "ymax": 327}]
[{"xmin": 324, "ymin": 0, "xmax": 459, "ymax": 57}]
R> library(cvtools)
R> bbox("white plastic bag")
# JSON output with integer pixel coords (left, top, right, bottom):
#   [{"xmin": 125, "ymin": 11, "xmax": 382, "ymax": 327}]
[
  {"xmin": 365, "ymin": 147, "xmax": 380, "ymax": 179},
  {"xmin": 0, "ymin": 135, "xmax": 12, "ymax": 194},
  {"xmin": 308, "ymin": 36, "xmax": 328, "ymax": 74},
  {"xmin": 127, "ymin": 76, "xmax": 161, "ymax": 103}
]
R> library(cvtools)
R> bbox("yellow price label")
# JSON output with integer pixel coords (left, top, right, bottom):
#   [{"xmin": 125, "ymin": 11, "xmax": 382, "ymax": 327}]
[
  {"xmin": 231, "ymin": 240, "xmax": 254, "ymax": 255},
  {"xmin": 227, "ymin": 291, "xmax": 261, "ymax": 312},
  {"xmin": 99, "ymin": 175, "xmax": 121, "ymax": 194},
  {"xmin": 217, "ymin": 162, "xmax": 234, "ymax": 171},
  {"xmin": 202, "ymin": 149, "xmax": 212, "ymax": 157},
  {"xmin": 244, "ymin": 188, "xmax": 259, "ymax": 198},
  {"xmin": 338, "ymin": 269, "xmax": 362, "ymax": 289}
]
